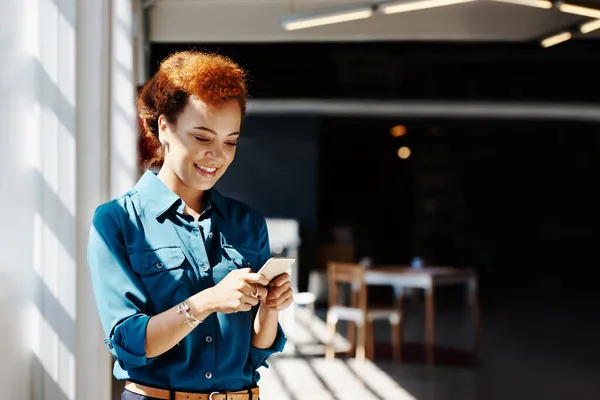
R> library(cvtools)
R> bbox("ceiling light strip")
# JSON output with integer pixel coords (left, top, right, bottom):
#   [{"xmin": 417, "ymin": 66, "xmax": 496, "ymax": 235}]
[
  {"xmin": 580, "ymin": 18, "xmax": 600, "ymax": 34},
  {"xmin": 379, "ymin": 0, "xmax": 478, "ymax": 14},
  {"xmin": 489, "ymin": 0, "xmax": 552, "ymax": 9},
  {"xmin": 541, "ymin": 31, "xmax": 572, "ymax": 48},
  {"xmin": 558, "ymin": 3, "xmax": 600, "ymax": 18},
  {"xmin": 281, "ymin": 6, "xmax": 373, "ymax": 30}
]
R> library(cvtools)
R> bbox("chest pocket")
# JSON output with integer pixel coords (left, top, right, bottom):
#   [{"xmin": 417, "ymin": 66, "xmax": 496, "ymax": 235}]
[
  {"xmin": 216, "ymin": 245, "xmax": 262, "ymax": 284},
  {"xmin": 128, "ymin": 246, "xmax": 192, "ymax": 312}
]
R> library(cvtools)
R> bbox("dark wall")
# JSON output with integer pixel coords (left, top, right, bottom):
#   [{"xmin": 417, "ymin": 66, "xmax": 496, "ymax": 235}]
[
  {"xmin": 215, "ymin": 116, "xmax": 319, "ymax": 291},
  {"xmin": 318, "ymin": 117, "xmax": 416, "ymax": 265},
  {"xmin": 151, "ymin": 41, "xmax": 600, "ymax": 102},
  {"xmin": 435, "ymin": 120, "xmax": 600, "ymax": 291},
  {"xmin": 317, "ymin": 117, "xmax": 600, "ymax": 293}
]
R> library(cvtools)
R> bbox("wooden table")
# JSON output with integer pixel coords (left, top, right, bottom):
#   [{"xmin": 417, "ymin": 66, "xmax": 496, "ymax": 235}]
[{"xmin": 364, "ymin": 266, "xmax": 481, "ymax": 365}]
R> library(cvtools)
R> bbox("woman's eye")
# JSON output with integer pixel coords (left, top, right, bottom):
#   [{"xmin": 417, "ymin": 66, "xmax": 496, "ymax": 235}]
[
  {"xmin": 194, "ymin": 136, "xmax": 210, "ymax": 142},
  {"xmin": 225, "ymin": 142, "xmax": 237, "ymax": 147}
]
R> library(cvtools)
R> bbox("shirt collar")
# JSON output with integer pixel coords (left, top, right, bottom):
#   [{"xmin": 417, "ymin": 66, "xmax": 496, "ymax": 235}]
[
  {"xmin": 135, "ymin": 170, "xmax": 228, "ymax": 220},
  {"xmin": 206, "ymin": 187, "xmax": 228, "ymax": 220},
  {"xmin": 135, "ymin": 170, "xmax": 181, "ymax": 218}
]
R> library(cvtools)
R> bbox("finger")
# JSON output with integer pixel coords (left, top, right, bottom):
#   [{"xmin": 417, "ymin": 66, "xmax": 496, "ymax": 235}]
[
  {"xmin": 271, "ymin": 273, "xmax": 290, "ymax": 287},
  {"xmin": 255, "ymin": 286, "xmax": 268, "ymax": 300},
  {"xmin": 242, "ymin": 282, "xmax": 256, "ymax": 297},
  {"xmin": 239, "ymin": 303, "xmax": 252, "ymax": 313},
  {"xmin": 244, "ymin": 273, "xmax": 270, "ymax": 286},
  {"xmin": 234, "ymin": 268, "xmax": 252, "ymax": 274},
  {"xmin": 245, "ymin": 285, "xmax": 267, "ymax": 299},
  {"xmin": 265, "ymin": 299, "xmax": 281, "ymax": 308},
  {"xmin": 275, "ymin": 297, "xmax": 294, "ymax": 311},
  {"xmin": 266, "ymin": 287, "xmax": 285, "ymax": 301},
  {"xmin": 265, "ymin": 295, "xmax": 293, "ymax": 311},
  {"xmin": 266, "ymin": 288, "xmax": 293, "ymax": 307},
  {"xmin": 266, "ymin": 281, "xmax": 290, "ymax": 300},
  {"xmin": 242, "ymin": 294, "xmax": 260, "ymax": 307},
  {"xmin": 238, "ymin": 280, "xmax": 254, "ymax": 294}
]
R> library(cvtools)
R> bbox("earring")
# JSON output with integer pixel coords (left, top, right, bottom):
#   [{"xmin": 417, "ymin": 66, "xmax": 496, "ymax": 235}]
[{"xmin": 160, "ymin": 139, "xmax": 167, "ymax": 146}]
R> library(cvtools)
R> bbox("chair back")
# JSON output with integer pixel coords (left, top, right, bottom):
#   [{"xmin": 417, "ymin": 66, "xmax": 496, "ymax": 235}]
[{"xmin": 327, "ymin": 262, "xmax": 367, "ymax": 312}]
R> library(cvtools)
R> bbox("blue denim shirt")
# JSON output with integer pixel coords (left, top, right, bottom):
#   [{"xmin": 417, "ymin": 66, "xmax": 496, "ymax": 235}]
[{"xmin": 87, "ymin": 170, "xmax": 287, "ymax": 392}]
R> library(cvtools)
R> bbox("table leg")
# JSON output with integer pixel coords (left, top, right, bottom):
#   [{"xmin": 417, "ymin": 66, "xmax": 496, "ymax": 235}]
[
  {"xmin": 425, "ymin": 284, "xmax": 435, "ymax": 366},
  {"xmin": 393, "ymin": 286, "xmax": 405, "ymax": 310},
  {"xmin": 393, "ymin": 286, "xmax": 404, "ymax": 363},
  {"xmin": 469, "ymin": 277, "xmax": 481, "ymax": 356}
]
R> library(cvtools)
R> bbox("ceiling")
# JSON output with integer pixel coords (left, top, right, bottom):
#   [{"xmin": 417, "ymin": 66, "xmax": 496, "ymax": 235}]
[{"xmin": 149, "ymin": 0, "xmax": 600, "ymax": 42}]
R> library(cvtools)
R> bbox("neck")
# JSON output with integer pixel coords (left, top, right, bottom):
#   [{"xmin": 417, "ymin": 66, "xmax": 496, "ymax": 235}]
[{"xmin": 157, "ymin": 167, "xmax": 205, "ymax": 215}]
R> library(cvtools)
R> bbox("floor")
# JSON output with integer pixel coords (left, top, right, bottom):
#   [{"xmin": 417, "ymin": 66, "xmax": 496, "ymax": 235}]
[{"xmin": 113, "ymin": 287, "xmax": 600, "ymax": 400}]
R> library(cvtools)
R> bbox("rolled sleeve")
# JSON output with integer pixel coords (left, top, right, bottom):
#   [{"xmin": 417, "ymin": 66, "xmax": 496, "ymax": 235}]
[
  {"xmin": 105, "ymin": 314, "xmax": 151, "ymax": 368},
  {"xmin": 87, "ymin": 202, "xmax": 155, "ymax": 370},
  {"xmin": 248, "ymin": 323, "xmax": 288, "ymax": 369}
]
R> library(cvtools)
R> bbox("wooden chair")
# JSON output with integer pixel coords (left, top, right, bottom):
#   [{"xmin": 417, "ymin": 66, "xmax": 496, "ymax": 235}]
[{"xmin": 325, "ymin": 262, "xmax": 402, "ymax": 362}]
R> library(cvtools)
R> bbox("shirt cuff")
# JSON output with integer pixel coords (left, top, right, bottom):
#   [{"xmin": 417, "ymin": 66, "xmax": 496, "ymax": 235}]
[
  {"xmin": 248, "ymin": 323, "xmax": 287, "ymax": 369},
  {"xmin": 105, "ymin": 314, "xmax": 153, "ymax": 369}
]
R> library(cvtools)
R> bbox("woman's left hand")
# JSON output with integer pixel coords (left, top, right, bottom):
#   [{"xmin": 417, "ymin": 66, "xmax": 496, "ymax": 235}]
[{"xmin": 263, "ymin": 273, "xmax": 294, "ymax": 311}]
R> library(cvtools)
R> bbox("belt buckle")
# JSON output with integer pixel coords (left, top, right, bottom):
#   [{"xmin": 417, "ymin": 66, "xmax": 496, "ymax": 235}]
[{"xmin": 209, "ymin": 392, "xmax": 221, "ymax": 400}]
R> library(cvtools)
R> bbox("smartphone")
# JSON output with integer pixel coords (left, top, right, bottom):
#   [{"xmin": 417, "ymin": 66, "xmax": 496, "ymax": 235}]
[{"xmin": 257, "ymin": 257, "xmax": 295, "ymax": 281}]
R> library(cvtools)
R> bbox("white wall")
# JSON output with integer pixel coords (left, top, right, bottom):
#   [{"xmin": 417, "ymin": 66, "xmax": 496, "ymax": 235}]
[
  {"xmin": 0, "ymin": 1, "xmax": 35, "ymax": 398},
  {"xmin": 0, "ymin": 1, "xmax": 139, "ymax": 399},
  {"xmin": 76, "ymin": 0, "xmax": 113, "ymax": 399},
  {"xmin": 111, "ymin": 0, "xmax": 141, "ymax": 198}
]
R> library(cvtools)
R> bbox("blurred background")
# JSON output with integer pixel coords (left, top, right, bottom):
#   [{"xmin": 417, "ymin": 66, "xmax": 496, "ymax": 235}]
[{"xmin": 1, "ymin": 0, "xmax": 600, "ymax": 399}]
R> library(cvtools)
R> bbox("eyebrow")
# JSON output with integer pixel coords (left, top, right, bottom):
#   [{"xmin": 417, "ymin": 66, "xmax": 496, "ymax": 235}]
[{"xmin": 192, "ymin": 126, "xmax": 240, "ymax": 136}]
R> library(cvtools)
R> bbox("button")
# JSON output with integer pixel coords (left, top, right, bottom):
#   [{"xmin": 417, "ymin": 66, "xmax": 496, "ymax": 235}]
[
  {"xmin": 205, "ymin": 336, "xmax": 213, "ymax": 343},
  {"xmin": 202, "ymin": 265, "xmax": 210, "ymax": 272},
  {"xmin": 156, "ymin": 262, "xmax": 163, "ymax": 269},
  {"xmin": 205, "ymin": 372, "xmax": 212, "ymax": 380},
  {"xmin": 107, "ymin": 342, "xmax": 113, "ymax": 350},
  {"xmin": 246, "ymin": 261, "xmax": 252, "ymax": 268},
  {"xmin": 208, "ymin": 232, "xmax": 213, "ymax": 239}
]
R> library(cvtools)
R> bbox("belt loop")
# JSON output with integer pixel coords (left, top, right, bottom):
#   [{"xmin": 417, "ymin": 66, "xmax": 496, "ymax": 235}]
[
  {"xmin": 247, "ymin": 388, "xmax": 252, "ymax": 400},
  {"xmin": 170, "ymin": 390, "xmax": 175, "ymax": 400}
]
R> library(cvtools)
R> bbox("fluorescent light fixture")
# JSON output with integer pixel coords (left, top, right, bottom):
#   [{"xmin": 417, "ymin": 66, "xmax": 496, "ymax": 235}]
[
  {"xmin": 558, "ymin": 3, "xmax": 600, "ymax": 18},
  {"xmin": 281, "ymin": 5, "xmax": 373, "ymax": 30},
  {"xmin": 490, "ymin": 0, "xmax": 552, "ymax": 9},
  {"xmin": 378, "ymin": 0, "xmax": 477, "ymax": 14},
  {"xmin": 580, "ymin": 18, "xmax": 600, "ymax": 34},
  {"xmin": 541, "ymin": 31, "xmax": 572, "ymax": 48}
]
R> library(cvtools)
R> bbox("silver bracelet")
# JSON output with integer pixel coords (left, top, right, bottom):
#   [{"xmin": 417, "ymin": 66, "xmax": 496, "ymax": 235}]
[{"xmin": 176, "ymin": 299, "xmax": 203, "ymax": 328}]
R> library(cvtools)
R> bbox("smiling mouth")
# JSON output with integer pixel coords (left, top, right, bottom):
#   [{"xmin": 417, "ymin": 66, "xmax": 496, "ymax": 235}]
[{"xmin": 194, "ymin": 163, "xmax": 219, "ymax": 177}]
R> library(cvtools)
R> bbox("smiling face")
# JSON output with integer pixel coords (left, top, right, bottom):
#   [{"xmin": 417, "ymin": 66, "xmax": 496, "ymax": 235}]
[{"xmin": 157, "ymin": 95, "xmax": 241, "ymax": 198}]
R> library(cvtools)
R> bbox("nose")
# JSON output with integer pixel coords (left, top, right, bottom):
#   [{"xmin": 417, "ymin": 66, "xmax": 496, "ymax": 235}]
[{"xmin": 206, "ymin": 142, "xmax": 223, "ymax": 160}]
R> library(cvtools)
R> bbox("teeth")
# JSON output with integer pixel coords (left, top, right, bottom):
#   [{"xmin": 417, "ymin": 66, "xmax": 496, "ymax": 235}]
[{"xmin": 196, "ymin": 164, "xmax": 216, "ymax": 173}]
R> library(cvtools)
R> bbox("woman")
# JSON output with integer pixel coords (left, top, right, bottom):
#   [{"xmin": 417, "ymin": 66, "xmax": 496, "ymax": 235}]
[{"xmin": 87, "ymin": 50, "xmax": 293, "ymax": 400}]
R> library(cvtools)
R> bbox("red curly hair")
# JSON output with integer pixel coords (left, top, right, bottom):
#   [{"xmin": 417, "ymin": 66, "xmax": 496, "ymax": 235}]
[{"xmin": 137, "ymin": 50, "xmax": 248, "ymax": 169}]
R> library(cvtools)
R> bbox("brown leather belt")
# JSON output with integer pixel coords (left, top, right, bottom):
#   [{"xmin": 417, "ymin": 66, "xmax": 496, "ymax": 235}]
[{"xmin": 124, "ymin": 381, "xmax": 260, "ymax": 400}]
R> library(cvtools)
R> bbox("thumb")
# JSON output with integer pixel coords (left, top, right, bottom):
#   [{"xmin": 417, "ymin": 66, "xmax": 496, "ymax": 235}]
[{"xmin": 245, "ymin": 273, "xmax": 270, "ymax": 286}]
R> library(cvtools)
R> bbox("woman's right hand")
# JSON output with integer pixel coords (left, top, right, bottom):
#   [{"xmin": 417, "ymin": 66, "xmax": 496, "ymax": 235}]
[{"xmin": 200, "ymin": 268, "xmax": 270, "ymax": 314}]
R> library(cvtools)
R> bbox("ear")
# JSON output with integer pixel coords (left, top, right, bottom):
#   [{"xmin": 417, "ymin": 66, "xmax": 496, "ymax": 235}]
[{"xmin": 158, "ymin": 115, "xmax": 169, "ymax": 144}]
